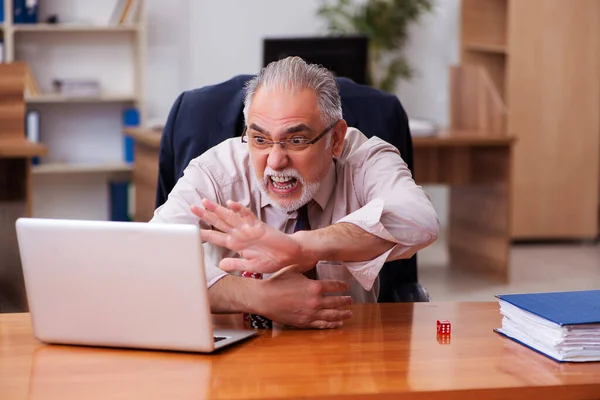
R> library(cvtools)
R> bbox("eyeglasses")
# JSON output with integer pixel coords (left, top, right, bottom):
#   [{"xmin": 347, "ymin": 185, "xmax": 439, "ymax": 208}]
[{"xmin": 241, "ymin": 120, "xmax": 339, "ymax": 151}]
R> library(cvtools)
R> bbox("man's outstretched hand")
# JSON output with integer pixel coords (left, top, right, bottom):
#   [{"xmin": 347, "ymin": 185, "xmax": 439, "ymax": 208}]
[{"xmin": 191, "ymin": 199, "xmax": 315, "ymax": 274}]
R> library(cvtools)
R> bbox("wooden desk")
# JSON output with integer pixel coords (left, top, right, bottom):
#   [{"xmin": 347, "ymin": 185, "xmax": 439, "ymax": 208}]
[
  {"xmin": 0, "ymin": 62, "xmax": 49, "ymax": 312},
  {"xmin": 1, "ymin": 303, "xmax": 599, "ymax": 399},
  {"xmin": 0, "ymin": 140, "xmax": 47, "ymax": 312},
  {"xmin": 413, "ymin": 130, "xmax": 515, "ymax": 281},
  {"xmin": 124, "ymin": 128, "xmax": 515, "ymax": 281}
]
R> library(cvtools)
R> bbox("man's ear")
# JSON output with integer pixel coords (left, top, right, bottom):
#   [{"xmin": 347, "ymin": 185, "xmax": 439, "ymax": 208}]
[{"xmin": 332, "ymin": 119, "xmax": 348, "ymax": 157}]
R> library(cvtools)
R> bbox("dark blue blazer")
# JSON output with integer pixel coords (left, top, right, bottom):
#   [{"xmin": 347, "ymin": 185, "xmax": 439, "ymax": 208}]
[{"xmin": 156, "ymin": 75, "xmax": 419, "ymax": 301}]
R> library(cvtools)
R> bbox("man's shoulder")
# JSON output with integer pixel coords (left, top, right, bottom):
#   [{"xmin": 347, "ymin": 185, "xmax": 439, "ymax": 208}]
[
  {"xmin": 186, "ymin": 138, "xmax": 251, "ymax": 187},
  {"xmin": 181, "ymin": 75, "xmax": 254, "ymax": 103},
  {"xmin": 338, "ymin": 128, "xmax": 400, "ymax": 167}
]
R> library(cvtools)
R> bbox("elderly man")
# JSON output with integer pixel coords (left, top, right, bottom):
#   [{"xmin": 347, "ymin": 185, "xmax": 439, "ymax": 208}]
[{"xmin": 151, "ymin": 56, "xmax": 438, "ymax": 329}]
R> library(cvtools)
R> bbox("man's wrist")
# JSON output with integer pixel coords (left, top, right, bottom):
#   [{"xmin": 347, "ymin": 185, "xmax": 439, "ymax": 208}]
[
  {"xmin": 208, "ymin": 274, "xmax": 265, "ymax": 315},
  {"xmin": 292, "ymin": 230, "xmax": 326, "ymax": 268}
]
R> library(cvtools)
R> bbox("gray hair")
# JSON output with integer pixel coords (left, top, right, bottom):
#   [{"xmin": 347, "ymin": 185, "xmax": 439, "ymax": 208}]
[{"xmin": 243, "ymin": 56, "xmax": 343, "ymax": 128}]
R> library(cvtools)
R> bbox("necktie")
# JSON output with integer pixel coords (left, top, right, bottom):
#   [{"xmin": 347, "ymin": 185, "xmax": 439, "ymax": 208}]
[
  {"xmin": 294, "ymin": 204, "xmax": 317, "ymax": 280},
  {"xmin": 241, "ymin": 204, "xmax": 315, "ymax": 329}
]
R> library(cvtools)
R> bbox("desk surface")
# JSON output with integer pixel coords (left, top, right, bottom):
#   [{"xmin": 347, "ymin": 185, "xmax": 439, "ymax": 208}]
[{"xmin": 1, "ymin": 303, "xmax": 599, "ymax": 400}]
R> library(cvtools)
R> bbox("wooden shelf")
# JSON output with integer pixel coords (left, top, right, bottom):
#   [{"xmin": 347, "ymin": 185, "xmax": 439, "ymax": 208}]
[
  {"xmin": 26, "ymin": 94, "xmax": 137, "ymax": 104},
  {"xmin": 13, "ymin": 24, "xmax": 139, "ymax": 33},
  {"xmin": 123, "ymin": 127, "xmax": 162, "ymax": 148},
  {"xmin": 464, "ymin": 42, "xmax": 507, "ymax": 55},
  {"xmin": 0, "ymin": 138, "xmax": 48, "ymax": 158},
  {"xmin": 413, "ymin": 130, "xmax": 515, "ymax": 148},
  {"xmin": 32, "ymin": 162, "xmax": 132, "ymax": 175}
]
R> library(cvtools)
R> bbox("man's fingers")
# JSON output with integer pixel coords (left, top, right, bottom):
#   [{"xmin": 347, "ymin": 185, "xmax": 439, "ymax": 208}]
[
  {"xmin": 313, "ymin": 308, "xmax": 353, "ymax": 322},
  {"xmin": 227, "ymin": 201, "xmax": 258, "ymax": 224},
  {"xmin": 319, "ymin": 295, "xmax": 354, "ymax": 310},
  {"xmin": 202, "ymin": 198, "xmax": 244, "ymax": 227},
  {"xmin": 199, "ymin": 229, "xmax": 231, "ymax": 248},
  {"xmin": 218, "ymin": 257, "xmax": 248, "ymax": 273},
  {"xmin": 305, "ymin": 320, "xmax": 344, "ymax": 329},
  {"xmin": 191, "ymin": 205, "xmax": 234, "ymax": 233},
  {"xmin": 317, "ymin": 279, "xmax": 350, "ymax": 295}
]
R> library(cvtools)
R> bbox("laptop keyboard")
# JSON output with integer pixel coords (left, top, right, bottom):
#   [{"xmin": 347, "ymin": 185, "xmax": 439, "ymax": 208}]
[{"xmin": 214, "ymin": 336, "xmax": 228, "ymax": 343}]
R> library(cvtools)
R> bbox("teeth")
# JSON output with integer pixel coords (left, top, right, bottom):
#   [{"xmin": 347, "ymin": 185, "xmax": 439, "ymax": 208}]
[
  {"xmin": 270, "ymin": 175, "xmax": 296, "ymax": 190},
  {"xmin": 271, "ymin": 176, "xmax": 294, "ymax": 183}
]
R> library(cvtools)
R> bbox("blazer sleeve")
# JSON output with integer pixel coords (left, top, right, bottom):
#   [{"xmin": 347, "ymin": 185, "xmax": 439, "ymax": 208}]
[{"xmin": 155, "ymin": 92, "xmax": 185, "ymax": 208}]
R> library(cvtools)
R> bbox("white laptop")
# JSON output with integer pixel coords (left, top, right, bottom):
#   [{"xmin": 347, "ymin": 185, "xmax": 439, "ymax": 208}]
[{"xmin": 15, "ymin": 218, "xmax": 257, "ymax": 353}]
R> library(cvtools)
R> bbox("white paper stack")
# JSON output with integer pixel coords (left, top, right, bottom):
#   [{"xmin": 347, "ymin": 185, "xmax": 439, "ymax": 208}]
[{"xmin": 495, "ymin": 290, "xmax": 600, "ymax": 363}]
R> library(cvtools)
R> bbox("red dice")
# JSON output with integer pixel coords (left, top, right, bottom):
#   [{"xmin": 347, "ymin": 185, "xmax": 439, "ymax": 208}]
[{"xmin": 437, "ymin": 320, "xmax": 451, "ymax": 335}]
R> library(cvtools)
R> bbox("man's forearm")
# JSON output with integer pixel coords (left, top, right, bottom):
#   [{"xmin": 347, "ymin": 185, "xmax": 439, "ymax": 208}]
[
  {"xmin": 294, "ymin": 222, "xmax": 395, "ymax": 265},
  {"xmin": 208, "ymin": 275, "xmax": 261, "ymax": 314}
]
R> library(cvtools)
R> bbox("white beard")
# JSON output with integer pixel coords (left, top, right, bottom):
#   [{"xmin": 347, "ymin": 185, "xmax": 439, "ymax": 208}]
[{"xmin": 256, "ymin": 166, "xmax": 320, "ymax": 212}]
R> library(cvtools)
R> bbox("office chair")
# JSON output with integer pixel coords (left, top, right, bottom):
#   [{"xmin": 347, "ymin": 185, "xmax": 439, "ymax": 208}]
[{"xmin": 156, "ymin": 74, "xmax": 429, "ymax": 303}]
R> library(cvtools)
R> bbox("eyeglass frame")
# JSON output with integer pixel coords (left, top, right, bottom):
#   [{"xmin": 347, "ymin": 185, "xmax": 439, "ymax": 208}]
[{"xmin": 241, "ymin": 120, "xmax": 340, "ymax": 150}]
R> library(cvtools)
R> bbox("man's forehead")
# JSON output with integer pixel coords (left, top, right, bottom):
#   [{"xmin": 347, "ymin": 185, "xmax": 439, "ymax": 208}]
[{"xmin": 250, "ymin": 87, "xmax": 320, "ymax": 115}]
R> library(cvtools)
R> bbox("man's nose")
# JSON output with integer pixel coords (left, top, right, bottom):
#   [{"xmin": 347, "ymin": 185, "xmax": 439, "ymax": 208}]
[{"xmin": 266, "ymin": 144, "xmax": 289, "ymax": 170}]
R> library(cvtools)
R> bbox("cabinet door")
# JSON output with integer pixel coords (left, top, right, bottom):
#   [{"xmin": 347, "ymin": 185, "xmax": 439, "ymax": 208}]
[{"xmin": 507, "ymin": 0, "xmax": 600, "ymax": 239}]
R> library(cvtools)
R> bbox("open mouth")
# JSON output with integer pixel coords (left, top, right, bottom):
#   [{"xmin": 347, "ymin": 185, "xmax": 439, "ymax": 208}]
[{"xmin": 269, "ymin": 175, "xmax": 299, "ymax": 193}]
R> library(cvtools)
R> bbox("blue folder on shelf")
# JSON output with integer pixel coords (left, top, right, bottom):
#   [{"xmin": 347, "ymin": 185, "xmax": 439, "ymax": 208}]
[{"xmin": 495, "ymin": 290, "xmax": 600, "ymax": 363}]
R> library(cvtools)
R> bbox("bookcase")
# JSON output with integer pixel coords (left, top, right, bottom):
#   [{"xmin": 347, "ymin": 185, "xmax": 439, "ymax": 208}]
[
  {"xmin": 460, "ymin": 0, "xmax": 600, "ymax": 240},
  {"xmin": 0, "ymin": 0, "xmax": 146, "ymax": 221}
]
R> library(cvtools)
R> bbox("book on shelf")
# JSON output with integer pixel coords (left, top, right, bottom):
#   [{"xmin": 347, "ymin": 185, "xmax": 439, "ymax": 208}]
[
  {"xmin": 24, "ymin": 64, "xmax": 40, "ymax": 96},
  {"xmin": 52, "ymin": 78, "xmax": 100, "ymax": 98},
  {"xmin": 122, "ymin": 108, "xmax": 140, "ymax": 163},
  {"xmin": 109, "ymin": 0, "xmax": 140, "ymax": 26},
  {"xmin": 110, "ymin": 180, "xmax": 131, "ymax": 222},
  {"xmin": 13, "ymin": 0, "xmax": 38, "ymax": 24},
  {"xmin": 495, "ymin": 290, "xmax": 600, "ymax": 363},
  {"xmin": 26, "ymin": 110, "xmax": 40, "ymax": 165}
]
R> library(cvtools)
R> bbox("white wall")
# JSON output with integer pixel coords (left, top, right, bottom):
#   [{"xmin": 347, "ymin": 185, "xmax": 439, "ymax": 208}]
[{"xmin": 144, "ymin": 0, "xmax": 193, "ymax": 123}]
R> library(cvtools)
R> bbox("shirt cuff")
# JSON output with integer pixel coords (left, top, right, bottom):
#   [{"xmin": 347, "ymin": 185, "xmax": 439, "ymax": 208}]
[
  {"xmin": 207, "ymin": 271, "xmax": 229, "ymax": 288},
  {"xmin": 336, "ymin": 198, "xmax": 397, "ymax": 243},
  {"xmin": 334, "ymin": 198, "xmax": 399, "ymax": 290},
  {"xmin": 341, "ymin": 245, "xmax": 397, "ymax": 291}
]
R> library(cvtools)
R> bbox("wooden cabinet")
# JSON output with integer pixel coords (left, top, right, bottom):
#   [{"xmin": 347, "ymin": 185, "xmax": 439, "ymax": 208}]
[
  {"xmin": 123, "ymin": 128, "xmax": 161, "ymax": 222},
  {"xmin": 460, "ymin": 0, "xmax": 600, "ymax": 240},
  {"xmin": 0, "ymin": 63, "xmax": 47, "ymax": 312}
]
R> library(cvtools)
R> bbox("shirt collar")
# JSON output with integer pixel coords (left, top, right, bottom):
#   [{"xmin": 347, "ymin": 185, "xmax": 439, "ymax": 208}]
[{"xmin": 312, "ymin": 162, "xmax": 336, "ymax": 210}]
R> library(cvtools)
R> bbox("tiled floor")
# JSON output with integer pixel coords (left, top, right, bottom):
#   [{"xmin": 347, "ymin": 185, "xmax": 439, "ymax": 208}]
[{"xmin": 418, "ymin": 233, "xmax": 600, "ymax": 302}]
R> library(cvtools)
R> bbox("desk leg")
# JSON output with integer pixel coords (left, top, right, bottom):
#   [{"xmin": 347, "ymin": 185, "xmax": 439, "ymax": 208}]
[
  {"xmin": 0, "ymin": 159, "xmax": 29, "ymax": 312},
  {"xmin": 447, "ymin": 147, "xmax": 512, "ymax": 282}
]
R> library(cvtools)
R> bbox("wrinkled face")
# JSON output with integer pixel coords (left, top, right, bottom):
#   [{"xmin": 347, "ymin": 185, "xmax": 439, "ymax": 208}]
[{"xmin": 246, "ymin": 87, "xmax": 346, "ymax": 212}]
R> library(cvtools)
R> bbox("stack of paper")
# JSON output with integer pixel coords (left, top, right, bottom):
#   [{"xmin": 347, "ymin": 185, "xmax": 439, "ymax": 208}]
[{"xmin": 495, "ymin": 290, "xmax": 600, "ymax": 362}]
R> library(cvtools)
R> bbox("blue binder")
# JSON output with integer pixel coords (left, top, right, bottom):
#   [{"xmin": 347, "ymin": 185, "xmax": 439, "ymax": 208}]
[
  {"xmin": 496, "ymin": 290, "xmax": 600, "ymax": 326},
  {"xmin": 13, "ymin": 0, "xmax": 37, "ymax": 24},
  {"xmin": 122, "ymin": 108, "xmax": 140, "ymax": 163},
  {"xmin": 0, "ymin": 0, "xmax": 5, "ymax": 23},
  {"xmin": 495, "ymin": 290, "xmax": 600, "ymax": 362},
  {"xmin": 109, "ymin": 181, "xmax": 130, "ymax": 222}
]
